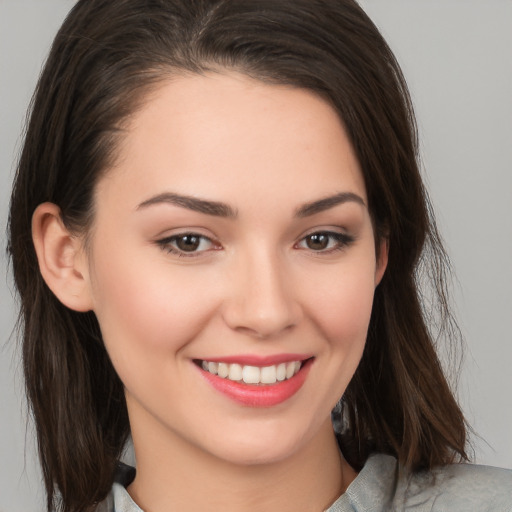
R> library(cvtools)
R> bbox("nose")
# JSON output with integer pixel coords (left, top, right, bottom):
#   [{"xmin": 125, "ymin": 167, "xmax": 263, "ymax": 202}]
[{"xmin": 222, "ymin": 247, "xmax": 302, "ymax": 339}]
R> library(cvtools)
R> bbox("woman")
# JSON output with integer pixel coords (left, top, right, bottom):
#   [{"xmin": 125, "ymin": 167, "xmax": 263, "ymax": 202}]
[{"xmin": 7, "ymin": 0, "xmax": 511, "ymax": 511}]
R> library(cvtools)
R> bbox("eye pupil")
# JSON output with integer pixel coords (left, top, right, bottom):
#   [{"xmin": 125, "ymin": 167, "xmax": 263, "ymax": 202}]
[
  {"xmin": 176, "ymin": 235, "xmax": 200, "ymax": 252},
  {"xmin": 307, "ymin": 234, "xmax": 329, "ymax": 250}
]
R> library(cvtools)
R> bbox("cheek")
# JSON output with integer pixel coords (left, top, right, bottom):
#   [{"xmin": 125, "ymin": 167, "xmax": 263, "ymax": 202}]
[
  {"xmin": 89, "ymin": 245, "xmax": 219, "ymax": 370},
  {"xmin": 304, "ymin": 257, "xmax": 377, "ymax": 347},
  {"xmin": 295, "ymin": 255, "xmax": 377, "ymax": 411}
]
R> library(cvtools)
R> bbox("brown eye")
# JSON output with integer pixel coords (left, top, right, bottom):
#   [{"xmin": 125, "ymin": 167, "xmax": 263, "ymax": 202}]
[
  {"xmin": 305, "ymin": 233, "xmax": 330, "ymax": 251},
  {"xmin": 297, "ymin": 231, "xmax": 355, "ymax": 253},
  {"xmin": 175, "ymin": 235, "xmax": 201, "ymax": 252},
  {"xmin": 157, "ymin": 233, "xmax": 216, "ymax": 256}
]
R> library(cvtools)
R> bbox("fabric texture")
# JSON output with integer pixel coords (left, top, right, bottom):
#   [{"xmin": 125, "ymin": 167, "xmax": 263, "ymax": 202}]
[{"xmin": 98, "ymin": 454, "xmax": 512, "ymax": 511}]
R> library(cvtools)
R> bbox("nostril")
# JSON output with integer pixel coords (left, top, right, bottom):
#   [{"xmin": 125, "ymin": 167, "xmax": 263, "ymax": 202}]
[{"xmin": 232, "ymin": 321, "xmax": 297, "ymax": 340}]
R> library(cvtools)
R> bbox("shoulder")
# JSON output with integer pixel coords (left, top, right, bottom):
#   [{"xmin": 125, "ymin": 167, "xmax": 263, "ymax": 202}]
[
  {"xmin": 341, "ymin": 454, "xmax": 512, "ymax": 512},
  {"xmin": 94, "ymin": 491, "xmax": 114, "ymax": 512},
  {"xmin": 399, "ymin": 460, "xmax": 512, "ymax": 511},
  {"xmin": 94, "ymin": 462, "xmax": 137, "ymax": 512}
]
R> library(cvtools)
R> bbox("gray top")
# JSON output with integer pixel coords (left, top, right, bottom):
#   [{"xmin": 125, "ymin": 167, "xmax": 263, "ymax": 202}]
[{"xmin": 97, "ymin": 454, "xmax": 512, "ymax": 511}]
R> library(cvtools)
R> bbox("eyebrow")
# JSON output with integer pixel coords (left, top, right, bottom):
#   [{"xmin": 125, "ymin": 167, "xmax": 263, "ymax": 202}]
[
  {"xmin": 137, "ymin": 192, "xmax": 238, "ymax": 218},
  {"xmin": 295, "ymin": 192, "xmax": 366, "ymax": 217},
  {"xmin": 137, "ymin": 191, "xmax": 365, "ymax": 218}
]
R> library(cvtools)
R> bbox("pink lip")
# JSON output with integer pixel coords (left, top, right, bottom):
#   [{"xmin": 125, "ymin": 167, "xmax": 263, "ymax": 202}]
[
  {"xmin": 196, "ymin": 357, "xmax": 313, "ymax": 408},
  {"xmin": 198, "ymin": 353, "xmax": 312, "ymax": 366}
]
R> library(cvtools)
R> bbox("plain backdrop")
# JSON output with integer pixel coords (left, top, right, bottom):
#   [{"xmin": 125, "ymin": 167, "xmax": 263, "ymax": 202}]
[{"xmin": 1, "ymin": 1, "xmax": 511, "ymax": 510}]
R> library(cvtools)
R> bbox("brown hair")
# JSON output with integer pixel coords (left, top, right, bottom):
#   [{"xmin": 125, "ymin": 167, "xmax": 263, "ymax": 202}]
[{"xmin": 8, "ymin": 1, "xmax": 467, "ymax": 510}]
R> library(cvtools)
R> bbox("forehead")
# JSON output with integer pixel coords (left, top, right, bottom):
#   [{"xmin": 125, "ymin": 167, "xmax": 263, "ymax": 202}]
[{"xmin": 97, "ymin": 71, "xmax": 366, "ymax": 213}]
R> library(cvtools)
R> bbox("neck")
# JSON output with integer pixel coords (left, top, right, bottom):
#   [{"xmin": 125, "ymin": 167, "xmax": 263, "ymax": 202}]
[{"xmin": 127, "ymin": 414, "xmax": 355, "ymax": 512}]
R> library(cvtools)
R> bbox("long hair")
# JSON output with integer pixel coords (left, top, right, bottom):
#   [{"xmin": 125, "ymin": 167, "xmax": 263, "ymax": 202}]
[{"xmin": 8, "ymin": 1, "xmax": 467, "ymax": 510}]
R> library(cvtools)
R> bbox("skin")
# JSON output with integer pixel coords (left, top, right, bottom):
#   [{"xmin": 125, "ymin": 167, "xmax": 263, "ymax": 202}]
[{"xmin": 33, "ymin": 72, "xmax": 387, "ymax": 511}]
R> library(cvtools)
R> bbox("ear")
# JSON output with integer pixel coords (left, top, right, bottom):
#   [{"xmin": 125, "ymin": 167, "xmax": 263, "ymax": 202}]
[
  {"xmin": 32, "ymin": 203, "xmax": 93, "ymax": 312},
  {"xmin": 375, "ymin": 237, "xmax": 389, "ymax": 286}
]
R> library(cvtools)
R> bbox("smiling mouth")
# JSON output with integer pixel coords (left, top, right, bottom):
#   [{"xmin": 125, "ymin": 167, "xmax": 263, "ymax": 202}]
[{"xmin": 194, "ymin": 359, "xmax": 309, "ymax": 385}]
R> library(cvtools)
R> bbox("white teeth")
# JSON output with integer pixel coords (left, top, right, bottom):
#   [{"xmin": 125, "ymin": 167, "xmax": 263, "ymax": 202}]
[
  {"xmin": 260, "ymin": 365, "xmax": 277, "ymax": 384},
  {"xmin": 276, "ymin": 363, "xmax": 286, "ymax": 381},
  {"xmin": 228, "ymin": 363, "xmax": 243, "ymax": 381},
  {"xmin": 217, "ymin": 362, "xmax": 229, "ymax": 378},
  {"xmin": 286, "ymin": 361, "xmax": 296, "ymax": 379},
  {"xmin": 200, "ymin": 359, "xmax": 304, "ymax": 385},
  {"xmin": 242, "ymin": 365, "xmax": 260, "ymax": 384}
]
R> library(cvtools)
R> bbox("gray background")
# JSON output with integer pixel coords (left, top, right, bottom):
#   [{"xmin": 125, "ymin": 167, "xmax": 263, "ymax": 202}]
[{"xmin": 1, "ymin": 1, "xmax": 511, "ymax": 510}]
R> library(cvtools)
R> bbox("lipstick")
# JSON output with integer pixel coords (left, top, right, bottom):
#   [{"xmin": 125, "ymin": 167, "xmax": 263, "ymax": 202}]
[{"xmin": 195, "ymin": 356, "xmax": 313, "ymax": 407}]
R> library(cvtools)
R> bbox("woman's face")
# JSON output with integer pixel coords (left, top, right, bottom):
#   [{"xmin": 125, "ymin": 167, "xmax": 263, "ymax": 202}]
[{"xmin": 83, "ymin": 72, "xmax": 386, "ymax": 465}]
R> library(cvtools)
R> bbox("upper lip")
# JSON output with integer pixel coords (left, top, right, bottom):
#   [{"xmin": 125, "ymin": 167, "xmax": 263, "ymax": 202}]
[{"xmin": 195, "ymin": 353, "xmax": 313, "ymax": 366}]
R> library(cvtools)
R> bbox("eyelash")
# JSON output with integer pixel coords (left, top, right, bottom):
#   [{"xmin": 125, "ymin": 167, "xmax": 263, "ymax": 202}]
[
  {"xmin": 156, "ymin": 231, "xmax": 355, "ymax": 258},
  {"xmin": 156, "ymin": 233, "xmax": 218, "ymax": 257},
  {"xmin": 296, "ymin": 231, "xmax": 355, "ymax": 254}
]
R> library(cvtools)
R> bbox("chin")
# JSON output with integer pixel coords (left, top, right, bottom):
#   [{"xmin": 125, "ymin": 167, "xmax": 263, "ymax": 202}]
[
  {"xmin": 212, "ymin": 441, "xmax": 297, "ymax": 467},
  {"xmin": 200, "ymin": 420, "xmax": 319, "ymax": 467}
]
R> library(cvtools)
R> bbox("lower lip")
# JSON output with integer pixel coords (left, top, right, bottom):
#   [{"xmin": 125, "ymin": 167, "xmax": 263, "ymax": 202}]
[{"xmin": 197, "ymin": 359, "xmax": 313, "ymax": 407}]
